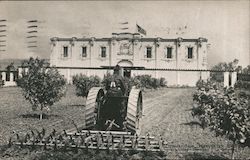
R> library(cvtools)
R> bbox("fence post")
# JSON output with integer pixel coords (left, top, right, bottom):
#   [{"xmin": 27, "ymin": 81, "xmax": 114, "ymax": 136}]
[
  {"xmin": 223, "ymin": 72, "xmax": 229, "ymax": 88},
  {"xmin": 231, "ymin": 72, "xmax": 237, "ymax": 87}
]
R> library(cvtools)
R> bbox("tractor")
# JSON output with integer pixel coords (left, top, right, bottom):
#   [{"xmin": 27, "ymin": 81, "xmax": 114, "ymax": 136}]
[{"xmin": 85, "ymin": 65, "xmax": 143, "ymax": 135}]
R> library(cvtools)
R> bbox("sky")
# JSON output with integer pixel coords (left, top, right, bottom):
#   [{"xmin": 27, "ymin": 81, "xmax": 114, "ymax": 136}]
[{"xmin": 0, "ymin": 1, "xmax": 249, "ymax": 67}]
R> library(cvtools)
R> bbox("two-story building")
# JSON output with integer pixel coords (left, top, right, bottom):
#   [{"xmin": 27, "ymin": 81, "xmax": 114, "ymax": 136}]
[{"xmin": 49, "ymin": 31, "xmax": 210, "ymax": 86}]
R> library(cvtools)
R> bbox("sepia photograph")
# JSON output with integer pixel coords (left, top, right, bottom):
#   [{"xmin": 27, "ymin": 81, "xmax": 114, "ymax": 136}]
[{"xmin": 0, "ymin": 0, "xmax": 249, "ymax": 159}]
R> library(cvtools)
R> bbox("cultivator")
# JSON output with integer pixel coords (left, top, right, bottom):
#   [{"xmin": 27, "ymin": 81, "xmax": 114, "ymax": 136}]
[{"xmin": 10, "ymin": 129, "xmax": 166, "ymax": 152}]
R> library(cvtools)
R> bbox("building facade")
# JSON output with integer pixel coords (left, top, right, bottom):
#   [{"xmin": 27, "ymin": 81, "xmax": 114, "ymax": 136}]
[{"xmin": 50, "ymin": 32, "xmax": 210, "ymax": 86}]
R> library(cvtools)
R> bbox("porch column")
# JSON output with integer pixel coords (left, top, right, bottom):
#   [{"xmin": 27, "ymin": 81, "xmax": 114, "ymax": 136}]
[
  {"xmin": 18, "ymin": 68, "xmax": 23, "ymax": 77},
  {"xmin": 223, "ymin": 72, "xmax": 229, "ymax": 88},
  {"xmin": 1, "ymin": 72, "xmax": 6, "ymax": 81},
  {"xmin": 231, "ymin": 72, "xmax": 237, "ymax": 87},
  {"xmin": 10, "ymin": 72, "xmax": 14, "ymax": 82}
]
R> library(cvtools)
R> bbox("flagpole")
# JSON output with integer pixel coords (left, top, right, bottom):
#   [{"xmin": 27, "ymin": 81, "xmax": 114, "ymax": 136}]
[{"xmin": 135, "ymin": 21, "xmax": 138, "ymax": 33}]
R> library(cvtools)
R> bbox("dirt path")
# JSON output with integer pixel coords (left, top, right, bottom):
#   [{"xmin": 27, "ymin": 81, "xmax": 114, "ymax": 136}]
[
  {"xmin": 141, "ymin": 88, "xmax": 194, "ymax": 136},
  {"xmin": 140, "ymin": 88, "xmax": 238, "ymax": 159}
]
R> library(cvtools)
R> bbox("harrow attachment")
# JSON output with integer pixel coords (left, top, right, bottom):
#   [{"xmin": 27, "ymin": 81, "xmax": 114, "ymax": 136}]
[{"xmin": 10, "ymin": 129, "xmax": 166, "ymax": 152}]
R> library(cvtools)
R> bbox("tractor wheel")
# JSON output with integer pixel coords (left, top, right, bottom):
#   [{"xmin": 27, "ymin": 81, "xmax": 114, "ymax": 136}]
[
  {"xmin": 85, "ymin": 87, "xmax": 104, "ymax": 129},
  {"xmin": 126, "ymin": 87, "xmax": 143, "ymax": 135}
]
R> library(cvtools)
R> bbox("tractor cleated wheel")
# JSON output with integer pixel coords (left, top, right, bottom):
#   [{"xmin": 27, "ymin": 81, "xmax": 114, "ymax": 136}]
[
  {"xmin": 126, "ymin": 87, "xmax": 143, "ymax": 135},
  {"xmin": 85, "ymin": 87, "xmax": 104, "ymax": 129}
]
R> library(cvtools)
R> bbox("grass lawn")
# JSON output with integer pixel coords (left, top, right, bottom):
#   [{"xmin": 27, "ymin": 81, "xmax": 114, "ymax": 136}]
[
  {"xmin": 0, "ymin": 86, "xmax": 249, "ymax": 159},
  {"xmin": 0, "ymin": 85, "xmax": 86, "ymax": 145}
]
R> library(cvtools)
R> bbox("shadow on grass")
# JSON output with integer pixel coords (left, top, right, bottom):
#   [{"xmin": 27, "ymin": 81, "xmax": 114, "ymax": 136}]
[
  {"xmin": 184, "ymin": 152, "xmax": 229, "ymax": 160},
  {"xmin": 20, "ymin": 113, "xmax": 60, "ymax": 119},
  {"xmin": 184, "ymin": 108, "xmax": 193, "ymax": 111},
  {"xmin": 59, "ymin": 104, "xmax": 85, "ymax": 108},
  {"xmin": 180, "ymin": 121, "xmax": 203, "ymax": 127}
]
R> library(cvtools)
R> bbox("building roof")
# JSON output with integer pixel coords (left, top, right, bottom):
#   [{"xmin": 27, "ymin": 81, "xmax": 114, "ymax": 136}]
[{"xmin": 50, "ymin": 33, "xmax": 208, "ymax": 43}]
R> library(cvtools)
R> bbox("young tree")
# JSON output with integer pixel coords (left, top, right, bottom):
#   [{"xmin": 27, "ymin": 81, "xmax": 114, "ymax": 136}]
[{"xmin": 17, "ymin": 57, "xmax": 66, "ymax": 120}]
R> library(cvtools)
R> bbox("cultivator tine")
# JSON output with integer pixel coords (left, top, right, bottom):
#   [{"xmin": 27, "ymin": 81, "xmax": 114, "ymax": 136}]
[
  {"xmin": 96, "ymin": 132, "xmax": 101, "ymax": 148},
  {"xmin": 10, "ymin": 129, "xmax": 166, "ymax": 152},
  {"xmin": 54, "ymin": 140, "xmax": 57, "ymax": 150},
  {"xmin": 41, "ymin": 128, "xmax": 46, "ymax": 137},
  {"xmin": 52, "ymin": 129, "xmax": 56, "ymax": 136},
  {"xmin": 85, "ymin": 141, "xmax": 89, "ymax": 152},
  {"xmin": 158, "ymin": 135, "xmax": 164, "ymax": 151},
  {"xmin": 90, "ymin": 137, "xmax": 94, "ymax": 147},
  {"xmin": 16, "ymin": 133, "xmax": 20, "ymax": 141},
  {"xmin": 63, "ymin": 130, "xmax": 67, "ymax": 136},
  {"xmin": 145, "ymin": 133, "xmax": 149, "ymax": 150},
  {"xmin": 132, "ymin": 134, "xmax": 138, "ymax": 149},
  {"xmin": 8, "ymin": 137, "xmax": 12, "ymax": 147},
  {"xmin": 44, "ymin": 142, "xmax": 47, "ymax": 150},
  {"xmin": 20, "ymin": 140, "xmax": 23, "ymax": 148},
  {"xmin": 58, "ymin": 135, "xmax": 63, "ymax": 141},
  {"xmin": 80, "ymin": 135, "xmax": 85, "ymax": 145},
  {"xmin": 24, "ymin": 133, "xmax": 30, "ymax": 143}
]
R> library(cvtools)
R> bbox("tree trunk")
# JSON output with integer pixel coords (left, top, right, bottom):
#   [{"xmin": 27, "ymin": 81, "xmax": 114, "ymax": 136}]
[
  {"xmin": 40, "ymin": 107, "xmax": 43, "ymax": 120},
  {"xmin": 231, "ymin": 140, "xmax": 236, "ymax": 160}
]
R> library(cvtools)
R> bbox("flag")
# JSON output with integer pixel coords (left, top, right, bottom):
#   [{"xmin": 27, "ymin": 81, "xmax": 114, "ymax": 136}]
[
  {"xmin": 136, "ymin": 24, "xmax": 146, "ymax": 35},
  {"xmin": 120, "ymin": 27, "xmax": 129, "ymax": 30}
]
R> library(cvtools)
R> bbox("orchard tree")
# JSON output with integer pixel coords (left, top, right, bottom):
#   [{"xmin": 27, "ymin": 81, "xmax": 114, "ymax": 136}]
[{"xmin": 17, "ymin": 57, "xmax": 66, "ymax": 120}]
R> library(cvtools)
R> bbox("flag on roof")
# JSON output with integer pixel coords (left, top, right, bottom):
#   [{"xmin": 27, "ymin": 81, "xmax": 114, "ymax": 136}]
[
  {"xmin": 136, "ymin": 24, "xmax": 146, "ymax": 35},
  {"xmin": 120, "ymin": 27, "xmax": 129, "ymax": 30}
]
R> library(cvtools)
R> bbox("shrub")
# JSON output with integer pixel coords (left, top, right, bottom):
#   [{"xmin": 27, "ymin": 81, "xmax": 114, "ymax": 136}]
[
  {"xmin": 16, "ymin": 57, "xmax": 66, "ymax": 120},
  {"xmin": 72, "ymin": 74, "xmax": 101, "ymax": 97},
  {"xmin": 132, "ymin": 75, "xmax": 167, "ymax": 90},
  {"xmin": 235, "ymin": 80, "xmax": 250, "ymax": 90},
  {"xmin": 192, "ymin": 81, "xmax": 250, "ymax": 159},
  {"xmin": 0, "ymin": 74, "xmax": 4, "ymax": 87},
  {"xmin": 159, "ymin": 77, "xmax": 167, "ymax": 87}
]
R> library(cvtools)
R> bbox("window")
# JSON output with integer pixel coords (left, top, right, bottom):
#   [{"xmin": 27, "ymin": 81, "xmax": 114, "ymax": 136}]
[
  {"xmin": 146, "ymin": 47, "xmax": 152, "ymax": 58},
  {"xmin": 63, "ymin": 46, "xmax": 68, "ymax": 57},
  {"xmin": 188, "ymin": 47, "xmax": 193, "ymax": 59},
  {"xmin": 166, "ymin": 47, "xmax": 172, "ymax": 58},
  {"xmin": 101, "ymin": 47, "xmax": 106, "ymax": 58},
  {"xmin": 82, "ymin": 46, "xmax": 87, "ymax": 57}
]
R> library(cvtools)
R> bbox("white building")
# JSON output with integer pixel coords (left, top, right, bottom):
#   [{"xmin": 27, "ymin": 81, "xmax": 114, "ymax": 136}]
[{"xmin": 50, "ymin": 31, "xmax": 210, "ymax": 86}]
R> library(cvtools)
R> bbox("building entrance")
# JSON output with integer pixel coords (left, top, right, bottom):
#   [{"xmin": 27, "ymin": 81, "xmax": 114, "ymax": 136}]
[{"xmin": 123, "ymin": 69, "xmax": 131, "ymax": 78}]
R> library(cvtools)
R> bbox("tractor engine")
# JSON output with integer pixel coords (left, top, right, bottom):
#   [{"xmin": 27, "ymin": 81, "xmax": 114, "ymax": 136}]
[{"xmin": 85, "ymin": 65, "xmax": 143, "ymax": 135}]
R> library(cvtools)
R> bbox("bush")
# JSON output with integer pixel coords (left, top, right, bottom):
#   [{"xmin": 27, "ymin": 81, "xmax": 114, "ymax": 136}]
[
  {"xmin": 192, "ymin": 81, "xmax": 250, "ymax": 159},
  {"xmin": 16, "ymin": 57, "xmax": 66, "ymax": 120},
  {"xmin": 72, "ymin": 74, "xmax": 101, "ymax": 97},
  {"xmin": 132, "ymin": 75, "xmax": 167, "ymax": 90},
  {"xmin": 235, "ymin": 80, "xmax": 250, "ymax": 90},
  {"xmin": 159, "ymin": 77, "xmax": 167, "ymax": 87},
  {"xmin": 73, "ymin": 74, "xmax": 167, "ymax": 96}
]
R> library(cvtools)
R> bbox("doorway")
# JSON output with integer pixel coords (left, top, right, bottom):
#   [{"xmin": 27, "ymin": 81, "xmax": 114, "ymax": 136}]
[{"xmin": 124, "ymin": 69, "xmax": 131, "ymax": 78}]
